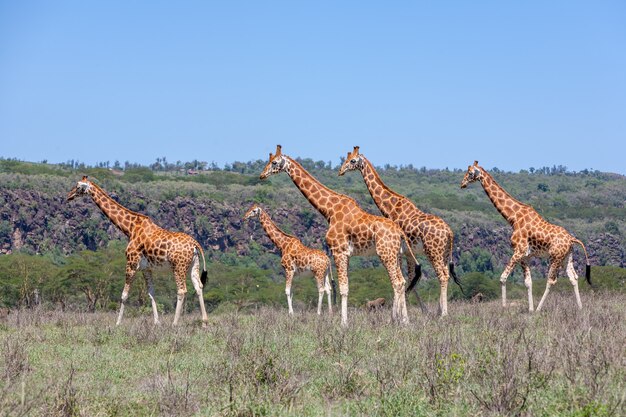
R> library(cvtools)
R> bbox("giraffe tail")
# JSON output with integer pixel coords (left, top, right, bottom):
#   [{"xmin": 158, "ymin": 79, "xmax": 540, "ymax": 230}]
[
  {"xmin": 573, "ymin": 238, "xmax": 592, "ymax": 286},
  {"xmin": 402, "ymin": 233, "xmax": 422, "ymax": 293},
  {"xmin": 448, "ymin": 232, "xmax": 465, "ymax": 295},
  {"xmin": 195, "ymin": 243, "xmax": 208, "ymax": 286}
]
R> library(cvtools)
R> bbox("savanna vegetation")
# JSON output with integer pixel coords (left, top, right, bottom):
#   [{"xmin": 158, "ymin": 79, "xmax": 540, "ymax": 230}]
[
  {"xmin": 0, "ymin": 157, "xmax": 625, "ymax": 416},
  {"xmin": 1, "ymin": 293, "xmax": 624, "ymax": 416}
]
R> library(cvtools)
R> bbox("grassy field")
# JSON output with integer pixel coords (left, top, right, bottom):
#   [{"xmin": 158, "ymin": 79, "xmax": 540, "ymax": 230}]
[{"xmin": 1, "ymin": 293, "xmax": 624, "ymax": 417}]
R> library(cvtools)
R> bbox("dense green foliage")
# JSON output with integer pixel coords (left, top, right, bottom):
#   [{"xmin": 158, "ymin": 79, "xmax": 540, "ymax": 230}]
[
  {"xmin": 0, "ymin": 245, "xmax": 622, "ymax": 312},
  {"xmin": 1, "ymin": 157, "xmax": 624, "ymax": 311}
]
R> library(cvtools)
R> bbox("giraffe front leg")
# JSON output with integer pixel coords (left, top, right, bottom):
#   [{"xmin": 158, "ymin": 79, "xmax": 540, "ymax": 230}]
[
  {"xmin": 117, "ymin": 255, "xmax": 140, "ymax": 326},
  {"xmin": 536, "ymin": 261, "xmax": 560, "ymax": 312},
  {"xmin": 284, "ymin": 268, "xmax": 295, "ymax": 315},
  {"xmin": 172, "ymin": 266, "xmax": 188, "ymax": 326},
  {"xmin": 521, "ymin": 260, "xmax": 534, "ymax": 312},
  {"xmin": 564, "ymin": 253, "xmax": 583, "ymax": 309},
  {"xmin": 333, "ymin": 253, "xmax": 350, "ymax": 327},
  {"xmin": 144, "ymin": 269, "xmax": 160, "ymax": 325},
  {"xmin": 500, "ymin": 251, "xmax": 524, "ymax": 308}
]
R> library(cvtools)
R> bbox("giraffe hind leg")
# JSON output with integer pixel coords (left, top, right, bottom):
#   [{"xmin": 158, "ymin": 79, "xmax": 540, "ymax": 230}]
[
  {"xmin": 144, "ymin": 268, "xmax": 160, "ymax": 325},
  {"xmin": 314, "ymin": 269, "xmax": 326, "ymax": 315},
  {"xmin": 536, "ymin": 261, "xmax": 560, "ymax": 312},
  {"xmin": 521, "ymin": 260, "xmax": 534, "ymax": 312},
  {"xmin": 324, "ymin": 271, "xmax": 333, "ymax": 315},
  {"xmin": 189, "ymin": 254, "xmax": 209, "ymax": 327},
  {"xmin": 565, "ymin": 253, "xmax": 583, "ymax": 309},
  {"xmin": 381, "ymin": 252, "xmax": 408, "ymax": 324}
]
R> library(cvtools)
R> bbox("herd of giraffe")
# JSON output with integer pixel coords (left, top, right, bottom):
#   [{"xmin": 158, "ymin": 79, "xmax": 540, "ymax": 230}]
[{"xmin": 66, "ymin": 145, "xmax": 592, "ymax": 327}]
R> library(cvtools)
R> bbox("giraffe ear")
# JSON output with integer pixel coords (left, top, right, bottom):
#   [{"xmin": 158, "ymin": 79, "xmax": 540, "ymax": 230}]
[{"xmin": 275, "ymin": 145, "xmax": 282, "ymax": 156}]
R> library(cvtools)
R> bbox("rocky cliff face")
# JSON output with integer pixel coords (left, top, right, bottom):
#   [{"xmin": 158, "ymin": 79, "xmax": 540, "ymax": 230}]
[{"xmin": 1, "ymin": 188, "xmax": 624, "ymax": 270}]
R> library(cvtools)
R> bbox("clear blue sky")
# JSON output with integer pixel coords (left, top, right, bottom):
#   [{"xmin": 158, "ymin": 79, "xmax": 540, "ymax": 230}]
[{"xmin": 1, "ymin": 1, "xmax": 625, "ymax": 173}]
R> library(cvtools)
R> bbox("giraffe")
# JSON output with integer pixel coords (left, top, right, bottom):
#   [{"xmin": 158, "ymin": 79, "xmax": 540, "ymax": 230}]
[
  {"xmin": 339, "ymin": 146, "xmax": 462, "ymax": 316},
  {"xmin": 67, "ymin": 176, "xmax": 209, "ymax": 326},
  {"xmin": 243, "ymin": 204, "xmax": 334, "ymax": 315},
  {"xmin": 460, "ymin": 161, "xmax": 591, "ymax": 311},
  {"xmin": 260, "ymin": 145, "xmax": 417, "ymax": 326}
]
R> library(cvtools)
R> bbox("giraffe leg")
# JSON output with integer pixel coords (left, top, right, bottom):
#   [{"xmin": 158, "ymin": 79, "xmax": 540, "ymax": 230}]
[
  {"xmin": 565, "ymin": 253, "xmax": 583, "ymax": 309},
  {"xmin": 406, "ymin": 253, "xmax": 427, "ymax": 313},
  {"xmin": 432, "ymin": 259, "xmax": 449, "ymax": 317},
  {"xmin": 499, "ymin": 251, "xmax": 525, "ymax": 308},
  {"xmin": 144, "ymin": 269, "xmax": 160, "ymax": 325},
  {"xmin": 172, "ymin": 266, "xmax": 188, "ymax": 326},
  {"xmin": 117, "ymin": 254, "xmax": 140, "ymax": 326},
  {"xmin": 314, "ymin": 270, "xmax": 326, "ymax": 315},
  {"xmin": 536, "ymin": 261, "xmax": 560, "ymax": 312},
  {"xmin": 284, "ymin": 268, "xmax": 295, "ymax": 315},
  {"xmin": 381, "ymin": 253, "xmax": 409, "ymax": 324},
  {"xmin": 521, "ymin": 260, "xmax": 534, "ymax": 312},
  {"xmin": 333, "ymin": 253, "xmax": 350, "ymax": 327},
  {"xmin": 324, "ymin": 271, "xmax": 333, "ymax": 315},
  {"xmin": 189, "ymin": 253, "xmax": 209, "ymax": 327}
]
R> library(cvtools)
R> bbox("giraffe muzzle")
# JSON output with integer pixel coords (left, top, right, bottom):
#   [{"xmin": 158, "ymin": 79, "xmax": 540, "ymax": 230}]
[{"xmin": 67, "ymin": 188, "xmax": 78, "ymax": 201}]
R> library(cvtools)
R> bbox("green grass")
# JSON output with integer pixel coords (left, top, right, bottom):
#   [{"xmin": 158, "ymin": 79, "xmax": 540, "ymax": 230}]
[{"xmin": 1, "ymin": 292, "xmax": 624, "ymax": 416}]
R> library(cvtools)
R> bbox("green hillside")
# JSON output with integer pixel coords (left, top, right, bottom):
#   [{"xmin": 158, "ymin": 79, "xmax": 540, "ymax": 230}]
[{"xmin": 0, "ymin": 157, "xmax": 624, "ymax": 311}]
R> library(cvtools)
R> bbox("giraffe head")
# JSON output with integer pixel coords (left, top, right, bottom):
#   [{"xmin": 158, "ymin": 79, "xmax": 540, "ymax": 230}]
[
  {"xmin": 460, "ymin": 161, "xmax": 483, "ymax": 188},
  {"xmin": 338, "ymin": 146, "xmax": 364, "ymax": 176},
  {"xmin": 67, "ymin": 176, "xmax": 94, "ymax": 201},
  {"xmin": 243, "ymin": 204, "xmax": 263, "ymax": 220},
  {"xmin": 260, "ymin": 145, "xmax": 290, "ymax": 179}
]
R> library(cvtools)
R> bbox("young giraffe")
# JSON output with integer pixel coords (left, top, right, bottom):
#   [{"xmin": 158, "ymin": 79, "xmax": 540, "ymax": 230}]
[
  {"xmin": 460, "ymin": 161, "xmax": 591, "ymax": 311},
  {"xmin": 339, "ymin": 146, "xmax": 462, "ymax": 316},
  {"xmin": 243, "ymin": 204, "xmax": 334, "ymax": 315},
  {"xmin": 67, "ymin": 176, "xmax": 209, "ymax": 326},
  {"xmin": 260, "ymin": 145, "xmax": 417, "ymax": 326}
]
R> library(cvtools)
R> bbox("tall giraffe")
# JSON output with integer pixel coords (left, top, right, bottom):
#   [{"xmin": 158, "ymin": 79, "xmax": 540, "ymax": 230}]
[
  {"xmin": 339, "ymin": 146, "xmax": 462, "ymax": 316},
  {"xmin": 260, "ymin": 145, "xmax": 416, "ymax": 326},
  {"xmin": 67, "ymin": 176, "xmax": 209, "ymax": 326},
  {"xmin": 460, "ymin": 161, "xmax": 591, "ymax": 311},
  {"xmin": 243, "ymin": 204, "xmax": 333, "ymax": 315}
]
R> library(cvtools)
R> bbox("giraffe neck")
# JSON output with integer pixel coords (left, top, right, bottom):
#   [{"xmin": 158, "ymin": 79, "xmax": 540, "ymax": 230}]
[
  {"xmin": 258, "ymin": 210, "xmax": 292, "ymax": 251},
  {"xmin": 285, "ymin": 157, "xmax": 347, "ymax": 221},
  {"xmin": 88, "ymin": 183, "xmax": 144, "ymax": 237},
  {"xmin": 479, "ymin": 169, "xmax": 526, "ymax": 225},
  {"xmin": 360, "ymin": 157, "xmax": 423, "ymax": 218}
]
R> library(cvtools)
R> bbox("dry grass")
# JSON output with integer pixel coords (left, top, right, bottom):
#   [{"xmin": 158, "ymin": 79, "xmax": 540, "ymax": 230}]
[{"xmin": 0, "ymin": 292, "xmax": 624, "ymax": 416}]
